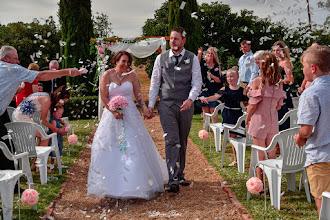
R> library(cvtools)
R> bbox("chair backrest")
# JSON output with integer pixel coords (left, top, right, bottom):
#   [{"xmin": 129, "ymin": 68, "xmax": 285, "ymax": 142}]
[
  {"xmin": 31, "ymin": 110, "xmax": 50, "ymax": 131},
  {"xmin": 4, "ymin": 122, "xmax": 39, "ymax": 157},
  {"xmin": 203, "ymin": 102, "xmax": 225, "ymax": 130},
  {"xmin": 275, "ymin": 127, "xmax": 306, "ymax": 173},
  {"xmin": 279, "ymin": 109, "xmax": 298, "ymax": 128},
  {"xmin": 6, "ymin": 106, "xmax": 15, "ymax": 122},
  {"xmin": 291, "ymin": 96, "xmax": 299, "ymax": 109}
]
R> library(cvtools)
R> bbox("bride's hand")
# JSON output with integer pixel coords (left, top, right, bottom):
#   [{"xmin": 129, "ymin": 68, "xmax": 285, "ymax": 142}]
[{"xmin": 111, "ymin": 111, "xmax": 123, "ymax": 119}]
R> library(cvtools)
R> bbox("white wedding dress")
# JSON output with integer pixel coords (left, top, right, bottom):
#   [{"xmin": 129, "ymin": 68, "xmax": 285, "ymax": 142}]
[{"xmin": 87, "ymin": 81, "xmax": 168, "ymax": 200}]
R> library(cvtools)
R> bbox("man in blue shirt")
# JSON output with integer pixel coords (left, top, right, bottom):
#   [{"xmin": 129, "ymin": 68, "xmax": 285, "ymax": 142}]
[
  {"xmin": 237, "ymin": 40, "xmax": 259, "ymax": 88},
  {"xmin": 0, "ymin": 45, "xmax": 84, "ymax": 171}
]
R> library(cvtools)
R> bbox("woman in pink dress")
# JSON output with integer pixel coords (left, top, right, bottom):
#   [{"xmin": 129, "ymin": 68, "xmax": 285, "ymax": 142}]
[{"xmin": 246, "ymin": 52, "xmax": 285, "ymax": 184}]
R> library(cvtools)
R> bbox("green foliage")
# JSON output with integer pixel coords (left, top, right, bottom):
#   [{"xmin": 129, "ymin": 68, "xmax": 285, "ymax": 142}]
[
  {"xmin": 92, "ymin": 12, "xmax": 113, "ymax": 38},
  {"xmin": 58, "ymin": 0, "xmax": 95, "ymax": 94},
  {"xmin": 0, "ymin": 17, "xmax": 61, "ymax": 68},
  {"xmin": 168, "ymin": 0, "xmax": 203, "ymax": 53},
  {"xmin": 63, "ymin": 96, "xmax": 98, "ymax": 120}
]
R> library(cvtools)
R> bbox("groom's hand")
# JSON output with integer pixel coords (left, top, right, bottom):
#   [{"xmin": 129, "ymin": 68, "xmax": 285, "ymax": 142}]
[
  {"xmin": 180, "ymin": 99, "xmax": 193, "ymax": 111},
  {"xmin": 147, "ymin": 107, "xmax": 155, "ymax": 119}
]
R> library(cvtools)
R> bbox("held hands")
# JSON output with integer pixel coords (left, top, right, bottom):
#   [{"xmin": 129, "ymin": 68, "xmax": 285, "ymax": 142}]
[
  {"xmin": 146, "ymin": 107, "xmax": 155, "ymax": 120},
  {"xmin": 143, "ymin": 107, "xmax": 154, "ymax": 120},
  {"xmin": 199, "ymin": 96, "xmax": 209, "ymax": 104},
  {"xmin": 180, "ymin": 99, "xmax": 193, "ymax": 111}
]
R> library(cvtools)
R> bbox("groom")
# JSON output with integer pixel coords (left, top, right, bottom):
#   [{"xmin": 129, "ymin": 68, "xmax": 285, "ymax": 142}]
[{"xmin": 148, "ymin": 27, "xmax": 202, "ymax": 193}]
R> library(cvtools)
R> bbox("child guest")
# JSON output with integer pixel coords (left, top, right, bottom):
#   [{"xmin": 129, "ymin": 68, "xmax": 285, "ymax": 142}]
[
  {"xmin": 294, "ymin": 45, "xmax": 330, "ymax": 216},
  {"xmin": 246, "ymin": 52, "xmax": 285, "ymax": 185},
  {"xmin": 200, "ymin": 66, "xmax": 249, "ymax": 166}
]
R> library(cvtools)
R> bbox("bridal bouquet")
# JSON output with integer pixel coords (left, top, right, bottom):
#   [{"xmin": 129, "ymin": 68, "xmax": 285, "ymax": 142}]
[{"xmin": 108, "ymin": 96, "xmax": 129, "ymax": 113}]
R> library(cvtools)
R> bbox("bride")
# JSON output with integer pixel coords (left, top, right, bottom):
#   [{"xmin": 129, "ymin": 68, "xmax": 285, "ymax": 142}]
[{"xmin": 87, "ymin": 51, "xmax": 168, "ymax": 199}]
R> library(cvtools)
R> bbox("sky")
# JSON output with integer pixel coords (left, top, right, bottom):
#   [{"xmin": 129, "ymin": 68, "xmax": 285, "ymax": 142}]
[{"xmin": 0, "ymin": 0, "xmax": 328, "ymax": 38}]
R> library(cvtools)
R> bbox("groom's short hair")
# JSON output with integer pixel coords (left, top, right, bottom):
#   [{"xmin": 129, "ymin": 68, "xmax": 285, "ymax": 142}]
[{"xmin": 171, "ymin": 27, "xmax": 186, "ymax": 39}]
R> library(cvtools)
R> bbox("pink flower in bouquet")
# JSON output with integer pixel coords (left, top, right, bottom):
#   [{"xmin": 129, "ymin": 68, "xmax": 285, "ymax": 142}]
[
  {"xmin": 246, "ymin": 177, "xmax": 263, "ymax": 194},
  {"xmin": 199, "ymin": 130, "xmax": 208, "ymax": 139},
  {"xmin": 108, "ymin": 96, "xmax": 129, "ymax": 113},
  {"xmin": 21, "ymin": 189, "xmax": 39, "ymax": 206},
  {"xmin": 68, "ymin": 134, "xmax": 78, "ymax": 144}
]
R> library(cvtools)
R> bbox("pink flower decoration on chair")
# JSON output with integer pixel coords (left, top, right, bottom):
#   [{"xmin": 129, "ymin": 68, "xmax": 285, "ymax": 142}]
[
  {"xmin": 246, "ymin": 177, "xmax": 263, "ymax": 194},
  {"xmin": 68, "ymin": 134, "xmax": 78, "ymax": 144},
  {"xmin": 21, "ymin": 189, "xmax": 39, "ymax": 206},
  {"xmin": 108, "ymin": 96, "xmax": 129, "ymax": 113},
  {"xmin": 199, "ymin": 130, "xmax": 209, "ymax": 139}
]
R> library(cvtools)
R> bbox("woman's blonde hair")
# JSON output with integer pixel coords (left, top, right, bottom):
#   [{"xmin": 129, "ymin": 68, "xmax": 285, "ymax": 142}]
[
  {"xmin": 259, "ymin": 52, "xmax": 282, "ymax": 88},
  {"xmin": 28, "ymin": 63, "xmax": 39, "ymax": 71},
  {"xmin": 207, "ymin": 46, "xmax": 220, "ymax": 66}
]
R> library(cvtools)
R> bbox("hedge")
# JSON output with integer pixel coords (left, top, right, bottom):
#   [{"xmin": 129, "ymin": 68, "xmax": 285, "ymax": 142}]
[{"xmin": 63, "ymin": 96, "xmax": 98, "ymax": 120}]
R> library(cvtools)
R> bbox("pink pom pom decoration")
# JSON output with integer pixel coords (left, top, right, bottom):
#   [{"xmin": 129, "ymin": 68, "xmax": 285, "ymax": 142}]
[
  {"xmin": 246, "ymin": 177, "xmax": 263, "ymax": 194},
  {"xmin": 68, "ymin": 134, "xmax": 78, "ymax": 144},
  {"xmin": 199, "ymin": 130, "xmax": 208, "ymax": 139},
  {"xmin": 21, "ymin": 189, "xmax": 39, "ymax": 206},
  {"xmin": 108, "ymin": 96, "xmax": 129, "ymax": 113}
]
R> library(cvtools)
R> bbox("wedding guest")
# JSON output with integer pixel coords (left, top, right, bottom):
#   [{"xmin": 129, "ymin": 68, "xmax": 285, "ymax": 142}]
[
  {"xmin": 294, "ymin": 45, "xmax": 330, "ymax": 216},
  {"xmin": 87, "ymin": 51, "xmax": 168, "ymax": 199},
  {"xmin": 0, "ymin": 45, "xmax": 83, "ymax": 171},
  {"xmin": 197, "ymin": 46, "xmax": 224, "ymax": 123},
  {"xmin": 13, "ymin": 86, "xmax": 70, "ymax": 170},
  {"xmin": 238, "ymin": 40, "xmax": 259, "ymax": 88},
  {"xmin": 149, "ymin": 27, "xmax": 202, "ymax": 193},
  {"xmin": 16, "ymin": 63, "xmax": 39, "ymax": 106},
  {"xmin": 246, "ymin": 52, "xmax": 285, "ymax": 186},
  {"xmin": 272, "ymin": 41, "xmax": 294, "ymax": 131},
  {"xmin": 40, "ymin": 60, "xmax": 66, "ymax": 93}
]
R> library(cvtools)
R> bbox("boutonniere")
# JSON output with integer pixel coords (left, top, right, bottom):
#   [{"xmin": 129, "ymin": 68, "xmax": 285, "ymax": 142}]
[{"xmin": 184, "ymin": 58, "xmax": 190, "ymax": 64}]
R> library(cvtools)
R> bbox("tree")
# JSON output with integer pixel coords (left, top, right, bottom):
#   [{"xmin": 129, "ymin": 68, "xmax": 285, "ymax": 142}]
[
  {"xmin": 168, "ymin": 0, "xmax": 202, "ymax": 53},
  {"xmin": 58, "ymin": 0, "xmax": 94, "ymax": 90},
  {"xmin": 318, "ymin": 0, "xmax": 330, "ymax": 25},
  {"xmin": 0, "ymin": 17, "xmax": 61, "ymax": 68},
  {"xmin": 93, "ymin": 12, "xmax": 113, "ymax": 38}
]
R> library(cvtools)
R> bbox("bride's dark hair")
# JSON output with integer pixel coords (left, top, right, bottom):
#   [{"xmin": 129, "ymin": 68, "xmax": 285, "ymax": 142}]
[{"xmin": 50, "ymin": 85, "xmax": 70, "ymax": 114}]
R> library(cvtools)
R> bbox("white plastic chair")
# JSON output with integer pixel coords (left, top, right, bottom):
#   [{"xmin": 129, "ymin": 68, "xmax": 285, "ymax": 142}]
[
  {"xmin": 320, "ymin": 191, "xmax": 330, "ymax": 220},
  {"xmin": 4, "ymin": 122, "xmax": 62, "ymax": 184},
  {"xmin": 203, "ymin": 103, "xmax": 225, "ymax": 151},
  {"xmin": 291, "ymin": 96, "xmax": 299, "ymax": 109},
  {"xmin": 0, "ymin": 141, "xmax": 36, "ymax": 220},
  {"xmin": 278, "ymin": 109, "xmax": 298, "ymax": 128},
  {"xmin": 31, "ymin": 110, "xmax": 50, "ymax": 132},
  {"xmin": 221, "ymin": 113, "xmax": 251, "ymax": 173},
  {"xmin": 61, "ymin": 116, "xmax": 73, "ymax": 155},
  {"xmin": 0, "ymin": 170, "xmax": 25, "ymax": 220},
  {"xmin": 6, "ymin": 107, "xmax": 15, "ymax": 122},
  {"xmin": 247, "ymin": 127, "xmax": 311, "ymax": 210}
]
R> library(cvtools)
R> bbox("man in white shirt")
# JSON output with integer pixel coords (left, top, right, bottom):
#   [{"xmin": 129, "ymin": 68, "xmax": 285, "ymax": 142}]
[{"xmin": 148, "ymin": 27, "xmax": 202, "ymax": 193}]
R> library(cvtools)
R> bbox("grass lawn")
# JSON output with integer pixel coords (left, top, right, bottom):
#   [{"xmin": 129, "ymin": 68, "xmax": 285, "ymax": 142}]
[
  {"xmin": 189, "ymin": 114, "xmax": 319, "ymax": 219},
  {"xmin": 2, "ymin": 119, "xmax": 96, "ymax": 220}
]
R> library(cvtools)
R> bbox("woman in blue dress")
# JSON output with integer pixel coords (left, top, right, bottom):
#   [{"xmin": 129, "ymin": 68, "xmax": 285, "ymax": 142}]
[{"xmin": 197, "ymin": 46, "xmax": 224, "ymax": 123}]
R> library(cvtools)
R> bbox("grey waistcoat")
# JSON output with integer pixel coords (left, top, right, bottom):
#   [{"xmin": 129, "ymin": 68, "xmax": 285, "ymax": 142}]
[{"xmin": 159, "ymin": 50, "xmax": 194, "ymax": 107}]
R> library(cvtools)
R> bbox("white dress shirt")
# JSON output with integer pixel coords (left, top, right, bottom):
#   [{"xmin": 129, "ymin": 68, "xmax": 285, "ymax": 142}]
[{"xmin": 148, "ymin": 49, "xmax": 202, "ymax": 108}]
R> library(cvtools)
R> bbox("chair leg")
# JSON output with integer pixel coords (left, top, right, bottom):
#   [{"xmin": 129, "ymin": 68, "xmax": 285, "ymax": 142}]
[
  {"xmin": 286, "ymin": 172, "xmax": 296, "ymax": 192},
  {"xmin": 215, "ymin": 128, "xmax": 221, "ymax": 152},
  {"xmin": 55, "ymin": 150, "xmax": 62, "ymax": 175},
  {"xmin": 235, "ymin": 143, "xmax": 246, "ymax": 173},
  {"xmin": 38, "ymin": 156, "xmax": 48, "ymax": 185},
  {"xmin": 264, "ymin": 167, "xmax": 282, "ymax": 210},
  {"xmin": 247, "ymin": 148, "xmax": 258, "ymax": 201},
  {"xmin": 0, "ymin": 179, "xmax": 16, "ymax": 220},
  {"xmin": 302, "ymin": 169, "xmax": 311, "ymax": 203}
]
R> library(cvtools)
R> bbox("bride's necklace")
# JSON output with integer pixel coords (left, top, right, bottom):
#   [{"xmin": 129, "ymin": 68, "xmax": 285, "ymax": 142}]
[{"xmin": 115, "ymin": 69, "xmax": 124, "ymax": 81}]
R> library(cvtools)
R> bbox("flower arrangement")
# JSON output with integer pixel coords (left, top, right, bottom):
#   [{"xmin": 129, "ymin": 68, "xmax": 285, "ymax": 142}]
[
  {"xmin": 20, "ymin": 100, "xmax": 37, "ymax": 115},
  {"xmin": 21, "ymin": 189, "xmax": 39, "ymax": 206},
  {"xmin": 246, "ymin": 177, "xmax": 263, "ymax": 194},
  {"xmin": 199, "ymin": 130, "xmax": 209, "ymax": 139},
  {"xmin": 68, "ymin": 134, "xmax": 78, "ymax": 144},
  {"xmin": 108, "ymin": 96, "xmax": 129, "ymax": 114}
]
